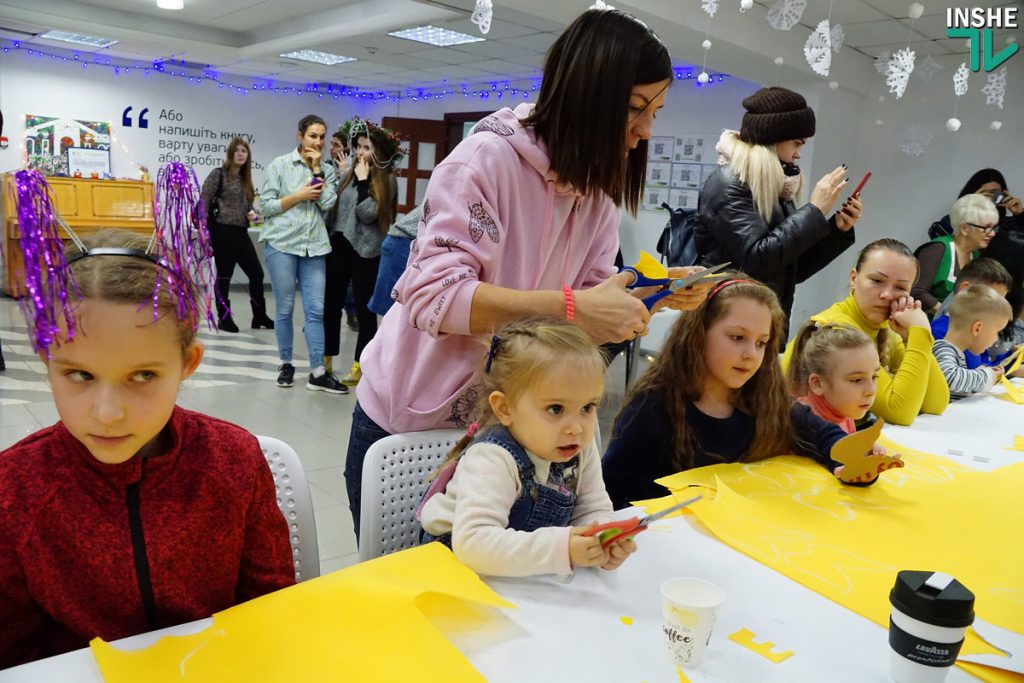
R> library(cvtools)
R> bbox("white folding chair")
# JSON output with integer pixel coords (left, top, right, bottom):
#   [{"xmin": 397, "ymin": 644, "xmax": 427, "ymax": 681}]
[
  {"xmin": 257, "ymin": 435, "xmax": 320, "ymax": 582},
  {"xmin": 358, "ymin": 429, "xmax": 464, "ymax": 562}
]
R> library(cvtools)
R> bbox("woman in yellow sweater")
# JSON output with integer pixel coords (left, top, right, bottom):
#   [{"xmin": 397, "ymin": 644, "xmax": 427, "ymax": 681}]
[{"xmin": 783, "ymin": 239, "xmax": 949, "ymax": 425}]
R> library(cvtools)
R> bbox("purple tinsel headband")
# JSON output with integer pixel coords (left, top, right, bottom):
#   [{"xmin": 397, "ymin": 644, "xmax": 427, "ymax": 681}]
[{"xmin": 9, "ymin": 163, "xmax": 217, "ymax": 356}]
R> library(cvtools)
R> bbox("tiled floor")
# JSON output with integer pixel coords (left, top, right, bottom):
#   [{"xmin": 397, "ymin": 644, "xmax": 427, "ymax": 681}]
[{"xmin": 0, "ymin": 285, "xmax": 634, "ymax": 576}]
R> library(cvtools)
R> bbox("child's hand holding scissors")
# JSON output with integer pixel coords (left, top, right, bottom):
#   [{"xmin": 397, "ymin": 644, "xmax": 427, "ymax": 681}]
[
  {"xmin": 569, "ymin": 526, "xmax": 608, "ymax": 568},
  {"xmin": 599, "ymin": 536, "xmax": 637, "ymax": 571}
]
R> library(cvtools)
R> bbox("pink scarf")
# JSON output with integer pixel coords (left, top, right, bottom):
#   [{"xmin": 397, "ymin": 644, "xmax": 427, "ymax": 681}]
[{"xmin": 797, "ymin": 393, "xmax": 856, "ymax": 434}]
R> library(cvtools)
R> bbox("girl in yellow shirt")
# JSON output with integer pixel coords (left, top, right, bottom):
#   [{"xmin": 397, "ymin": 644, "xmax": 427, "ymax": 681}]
[{"xmin": 783, "ymin": 239, "xmax": 949, "ymax": 425}]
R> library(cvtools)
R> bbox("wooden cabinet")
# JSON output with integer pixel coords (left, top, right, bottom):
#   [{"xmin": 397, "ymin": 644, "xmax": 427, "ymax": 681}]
[{"xmin": 2, "ymin": 175, "xmax": 154, "ymax": 296}]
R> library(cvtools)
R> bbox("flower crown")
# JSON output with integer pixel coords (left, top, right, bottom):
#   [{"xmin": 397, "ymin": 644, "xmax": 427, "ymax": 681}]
[{"xmin": 337, "ymin": 116, "xmax": 408, "ymax": 168}]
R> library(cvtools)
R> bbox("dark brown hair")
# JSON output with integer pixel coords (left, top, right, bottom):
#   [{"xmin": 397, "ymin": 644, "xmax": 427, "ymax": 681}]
[
  {"xmin": 954, "ymin": 256, "xmax": 1013, "ymax": 291},
  {"xmin": 617, "ymin": 278, "xmax": 792, "ymax": 471},
  {"xmin": 66, "ymin": 229, "xmax": 198, "ymax": 353},
  {"xmin": 222, "ymin": 137, "xmax": 255, "ymax": 204},
  {"xmin": 297, "ymin": 114, "xmax": 326, "ymax": 135},
  {"xmin": 339, "ymin": 132, "xmax": 398, "ymax": 232},
  {"xmin": 520, "ymin": 9, "xmax": 672, "ymax": 214}
]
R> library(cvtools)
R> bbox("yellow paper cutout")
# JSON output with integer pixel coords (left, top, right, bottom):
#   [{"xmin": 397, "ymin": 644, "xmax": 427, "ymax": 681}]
[
  {"xmin": 91, "ymin": 544, "xmax": 513, "ymax": 683},
  {"xmin": 829, "ymin": 418, "xmax": 904, "ymax": 484},
  {"xmin": 676, "ymin": 665, "xmax": 692, "ymax": 682},
  {"xmin": 620, "ymin": 616, "xmax": 634, "ymax": 626},
  {"xmin": 1007, "ymin": 436, "xmax": 1024, "ymax": 452},
  {"xmin": 645, "ymin": 444, "xmax": 1024, "ymax": 683},
  {"xmin": 633, "ymin": 250, "xmax": 669, "ymax": 280},
  {"xmin": 728, "ymin": 628, "xmax": 795, "ymax": 663},
  {"xmin": 1000, "ymin": 345, "xmax": 1024, "ymax": 372},
  {"xmin": 1000, "ymin": 376, "xmax": 1024, "ymax": 404}
]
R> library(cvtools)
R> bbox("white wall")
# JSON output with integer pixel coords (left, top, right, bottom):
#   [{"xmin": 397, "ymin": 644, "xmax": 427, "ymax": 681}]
[
  {"xmin": 0, "ymin": 53, "xmax": 380, "ymax": 187},
  {"xmin": 3, "ymin": 36, "xmax": 1022, "ymax": 333}
]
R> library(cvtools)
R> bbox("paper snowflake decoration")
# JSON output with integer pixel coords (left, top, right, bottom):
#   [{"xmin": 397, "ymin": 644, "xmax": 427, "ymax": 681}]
[
  {"xmin": 900, "ymin": 124, "xmax": 934, "ymax": 157},
  {"xmin": 874, "ymin": 50, "xmax": 891, "ymax": 75},
  {"xmin": 804, "ymin": 19, "xmax": 832, "ymax": 77},
  {"xmin": 701, "ymin": 0, "xmax": 719, "ymax": 17},
  {"xmin": 953, "ymin": 62, "xmax": 969, "ymax": 96},
  {"xmin": 471, "ymin": 0, "xmax": 492, "ymax": 33},
  {"xmin": 830, "ymin": 23, "xmax": 845, "ymax": 53},
  {"xmin": 981, "ymin": 67, "xmax": 1007, "ymax": 109},
  {"xmin": 886, "ymin": 47, "xmax": 916, "ymax": 99},
  {"xmin": 915, "ymin": 53, "xmax": 943, "ymax": 82},
  {"xmin": 767, "ymin": 0, "xmax": 806, "ymax": 30}
]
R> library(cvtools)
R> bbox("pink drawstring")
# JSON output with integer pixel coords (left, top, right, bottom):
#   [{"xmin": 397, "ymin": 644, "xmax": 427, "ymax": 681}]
[{"xmin": 466, "ymin": 422, "xmax": 480, "ymax": 438}]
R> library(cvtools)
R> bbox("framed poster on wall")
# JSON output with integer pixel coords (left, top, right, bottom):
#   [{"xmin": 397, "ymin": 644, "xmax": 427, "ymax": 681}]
[{"xmin": 67, "ymin": 146, "xmax": 111, "ymax": 177}]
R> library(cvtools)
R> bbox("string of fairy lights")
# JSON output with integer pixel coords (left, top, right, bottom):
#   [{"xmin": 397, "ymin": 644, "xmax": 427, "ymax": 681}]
[{"xmin": 0, "ymin": 38, "xmax": 731, "ymax": 105}]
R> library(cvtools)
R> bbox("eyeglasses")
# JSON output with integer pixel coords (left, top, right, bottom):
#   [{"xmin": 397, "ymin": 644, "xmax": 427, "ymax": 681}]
[{"xmin": 966, "ymin": 223, "xmax": 1000, "ymax": 235}]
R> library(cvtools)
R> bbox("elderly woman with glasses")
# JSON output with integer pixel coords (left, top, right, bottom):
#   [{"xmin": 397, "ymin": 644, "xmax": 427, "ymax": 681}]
[{"xmin": 914, "ymin": 194, "xmax": 999, "ymax": 315}]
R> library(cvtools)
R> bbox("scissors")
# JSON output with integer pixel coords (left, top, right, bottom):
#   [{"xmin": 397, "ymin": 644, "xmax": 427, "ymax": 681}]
[
  {"xmin": 623, "ymin": 262, "xmax": 732, "ymax": 309},
  {"xmin": 583, "ymin": 494, "xmax": 703, "ymax": 548}
]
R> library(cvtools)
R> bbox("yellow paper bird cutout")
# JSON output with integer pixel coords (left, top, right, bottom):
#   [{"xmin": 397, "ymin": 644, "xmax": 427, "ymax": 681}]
[
  {"xmin": 999, "ymin": 344, "xmax": 1024, "ymax": 373},
  {"xmin": 729, "ymin": 628, "xmax": 795, "ymax": 663},
  {"xmin": 829, "ymin": 418, "xmax": 904, "ymax": 484},
  {"xmin": 633, "ymin": 250, "xmax": 669, "ymax": 280}
]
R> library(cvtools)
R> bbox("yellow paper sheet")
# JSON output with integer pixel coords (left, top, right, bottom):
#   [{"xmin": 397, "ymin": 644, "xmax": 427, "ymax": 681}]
[
  {"xmin": 1000, "ymin": 376, "xmax": 1024, "ymax": 404},
  {"xmin": 91, "ymin": 543, "xmax": 513, "ymax": 682},
  {"xmin": 649, "ymin": 442, "xmax": 1024, "ymax": 683},
  {"xmin": 1000, "ymin": 345, "xmax": 1024, "ymax": 372}
]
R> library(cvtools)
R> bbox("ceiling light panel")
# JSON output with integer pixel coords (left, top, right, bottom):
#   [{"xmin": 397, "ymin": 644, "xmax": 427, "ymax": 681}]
[
  {"xmin": 280, "ymin": 50, "xmax": 357, "ymax": 65},
  {"xmin": 388, "ymin": 25, "xmax": 485, "ymax": 47}
]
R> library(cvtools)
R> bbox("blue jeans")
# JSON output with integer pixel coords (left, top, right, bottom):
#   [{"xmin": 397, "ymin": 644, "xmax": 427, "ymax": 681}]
[
  {"xmin": 264, "ymin": 244, "xmax": 326, "ymax": 369},
  {"xmin": 368, "ymin": 235, "xmax": 412, "ymax": 316},
  {"xmin": 344, "ymin": 402, "xmax": 393, "ymax": 540}
]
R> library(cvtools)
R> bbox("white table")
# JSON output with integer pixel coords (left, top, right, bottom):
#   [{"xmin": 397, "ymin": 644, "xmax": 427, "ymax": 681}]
[{"xmin": 4, "ymin": 391, "xmax": 1018, "ymax": 682}]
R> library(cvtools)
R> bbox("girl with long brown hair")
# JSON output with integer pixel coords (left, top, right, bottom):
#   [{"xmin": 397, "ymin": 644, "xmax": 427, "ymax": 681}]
[
  {"xmin": 602, "ymin": 277, "xmax": 793, "ymax": 509},
  {"xmin": 324, "ymin": 118, "xmax": 401, "ymax": 386},
  {"xmin": 201, "ymin": 137, "xmax": 274, "ymax": 332}
]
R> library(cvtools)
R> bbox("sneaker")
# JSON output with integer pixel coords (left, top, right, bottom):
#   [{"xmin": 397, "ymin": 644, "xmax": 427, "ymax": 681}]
[
  {"xmin": 342, "ymin": 361, "xmax": 362, "ymax": 386},
  {"xmin": 307, "ymin": 372, "xmax": 348, "ymax": 394},
  {"xmin": 276, "ymin": 363, "xmax": 295, "ymax": 388}
]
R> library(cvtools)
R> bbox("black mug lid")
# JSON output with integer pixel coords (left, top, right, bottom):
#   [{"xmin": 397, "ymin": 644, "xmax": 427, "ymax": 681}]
[{"xmin": 890, "ymin": 570, "xmax": 975, "ymax": 628}]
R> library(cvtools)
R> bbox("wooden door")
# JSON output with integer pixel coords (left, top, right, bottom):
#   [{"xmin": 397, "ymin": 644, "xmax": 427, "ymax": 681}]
[{"xmin": 382, "ymin": 117, "xmax": 446, "ymax": 214}]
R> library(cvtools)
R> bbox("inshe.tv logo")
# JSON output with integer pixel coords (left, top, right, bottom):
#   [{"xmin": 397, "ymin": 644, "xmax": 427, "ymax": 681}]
[{"xmin": 946, "ymin": 7, "xmax": 1019, "ymax": 71}]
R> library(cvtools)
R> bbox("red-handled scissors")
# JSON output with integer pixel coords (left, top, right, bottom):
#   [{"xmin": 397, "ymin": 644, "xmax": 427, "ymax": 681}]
[{"xmin": 583, "ymin": 494, "xmax": 703, "ymax": 548}]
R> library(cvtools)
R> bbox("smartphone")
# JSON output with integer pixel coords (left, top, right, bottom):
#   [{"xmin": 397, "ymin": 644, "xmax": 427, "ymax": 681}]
[
  {"xmin": 991, "ymin": 191, "xmax": 1007, "ymax": 206},
  {"xmin": 310, "ymin": 177, "xmax": 324, "ymax": 187},
  {"xmin": 851, "ymin": 171, "xmax": 872, "ymax": 198}
]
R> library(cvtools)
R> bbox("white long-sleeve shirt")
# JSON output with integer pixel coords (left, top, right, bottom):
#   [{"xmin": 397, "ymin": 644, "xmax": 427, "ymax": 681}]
[
  {"xmin": 420, "ymin": 441, "xmax": 614, "ymax": 577},
  {"xmin": 932, "ymin": 339, "xmax": 998, "ymax": 397}
]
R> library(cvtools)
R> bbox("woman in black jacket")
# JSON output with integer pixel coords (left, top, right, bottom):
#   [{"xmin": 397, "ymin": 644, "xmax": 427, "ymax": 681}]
[{"xmin": 696, "ymin": 87, "xmax": 862, "ymax": 338}]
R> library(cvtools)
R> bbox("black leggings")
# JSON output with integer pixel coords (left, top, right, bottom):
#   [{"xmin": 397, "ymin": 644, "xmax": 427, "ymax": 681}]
[
  {"xmin": 209, "ymin": 222, "xmax": 267, "ymax": 318},
  {"xmin": 324, "ymin": 232, "xmax": 380, "ymax": 360}
]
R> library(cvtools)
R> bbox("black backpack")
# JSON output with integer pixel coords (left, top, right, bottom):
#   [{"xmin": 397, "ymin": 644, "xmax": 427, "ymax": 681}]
[{"xmin": 655, "ymin": 202, "xmax": 700, "ymax": 267}]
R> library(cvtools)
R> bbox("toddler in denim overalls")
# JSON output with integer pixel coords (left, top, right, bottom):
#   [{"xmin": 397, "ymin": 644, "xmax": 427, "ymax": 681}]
[{"xmin": 417, "ymin": 320, "xmax": 638, "ymax": 577}]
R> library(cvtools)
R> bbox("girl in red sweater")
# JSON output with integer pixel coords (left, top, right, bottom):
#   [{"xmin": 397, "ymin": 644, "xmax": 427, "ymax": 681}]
[{"xmin": 0, "ymin": 169, "xmax": 295, "ymax": 668}]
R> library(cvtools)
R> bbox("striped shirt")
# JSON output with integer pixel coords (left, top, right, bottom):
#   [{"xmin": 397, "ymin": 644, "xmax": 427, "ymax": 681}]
[
  {"xmin": 932, "ymin": 339, "xmax": 997, "ymax": 397},
  {"xmin": 257, "ymin": 149, "xmax": 337, "ymax": 257}
]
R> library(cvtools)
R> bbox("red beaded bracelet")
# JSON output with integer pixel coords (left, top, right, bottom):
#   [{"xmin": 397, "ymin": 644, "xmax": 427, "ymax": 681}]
[{"xmin": 562, "ymin": 285, "xmax": 575, "ymax": 322}]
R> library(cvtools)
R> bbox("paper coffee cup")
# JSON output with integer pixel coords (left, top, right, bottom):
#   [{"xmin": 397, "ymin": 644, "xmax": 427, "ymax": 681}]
[
  {"xmin": 889, "ymin": 570, "xmax": 975, "ymax": 683},
  {"xmin": 661, "ymin": 577, "xmax": 725, "ymax": 668}
]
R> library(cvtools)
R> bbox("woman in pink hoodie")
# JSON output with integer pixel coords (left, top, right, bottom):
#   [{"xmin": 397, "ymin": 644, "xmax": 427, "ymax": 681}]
[{"xmin": 345, "ymin": 8, "xmax": 707, "ymax": 535}]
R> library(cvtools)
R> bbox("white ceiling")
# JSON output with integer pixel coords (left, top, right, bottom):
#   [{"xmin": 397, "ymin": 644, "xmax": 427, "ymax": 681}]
[{"xmin": 0, "ymin": 0, "xmax": 1019, "ymax": 94}]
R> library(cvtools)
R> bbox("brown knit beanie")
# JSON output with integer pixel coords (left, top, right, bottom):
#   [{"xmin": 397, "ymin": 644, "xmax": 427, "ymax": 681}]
[{"xmin": 739, "ymin": 87, "xmax": 816, "ymax": 146}]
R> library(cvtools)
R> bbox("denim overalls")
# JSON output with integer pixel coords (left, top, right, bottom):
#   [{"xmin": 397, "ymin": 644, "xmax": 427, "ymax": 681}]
[{"xmin": 420, "ymin": 426, "xmax": 579, "ymax": 546}]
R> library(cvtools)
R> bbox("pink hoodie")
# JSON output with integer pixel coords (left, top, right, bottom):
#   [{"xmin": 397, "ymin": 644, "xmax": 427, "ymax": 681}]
[{"xmin": 356, "ymin": 104, "xmax": 621, "ymax": 433}]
